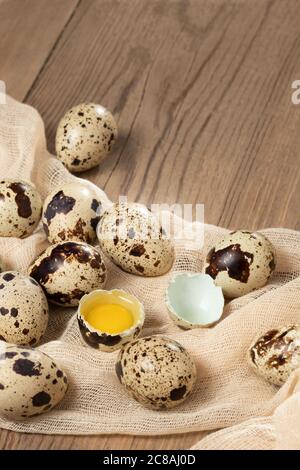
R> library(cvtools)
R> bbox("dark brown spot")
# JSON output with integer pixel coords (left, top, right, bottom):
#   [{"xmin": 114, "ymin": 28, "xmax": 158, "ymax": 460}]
[
  {"xmin": 205, "ymin": 244, "xmax": 254, "ymax": 283},
  {"xmin": 130, "ymin": 244, "xmax": 146, "ymax": 257},
  {"xmin": 44, "ymin": 190, "xmax": 76, "ymax": 225},
  {"xmin": 13, "ymin": 358, "xmax": 42, "ymax": 376},
  {"xmin": 170, "ymin": 385, "xmax": 187, "ymax": 401},
  {"xmin": 153, "ymin": 260, "xmax": 160, "ymax": 267},
  {"xmin": 267, "ymin": 354, "xmax": 287, "ymax": 369},
  {"xmin": 113, "ymin": 235, "xmax": 119, "ymax": 246},
  {"xmin": 3, "ymin": 273, "xmax": 15, "ymax": 281},
  {"xmin": 22, "ymin": 329, "xmax": 29, "ymax": 335},
  {"xmin": 0, "ymin": 351, "xmax": 18, "ymax": 360},
  {"xmin": 91, "ymin": 199, "xmax": 101, "ymax": 213},
  {"xmin": 56, "ymin": 370, "xmax": 63, "ymax": 378},
  {"xmin": 32, "ymin": 391, "xmax": 51, "ymax": 407},
  {"xmin": 72, "ymin": 158, "xmax": 81, "ymax": 166},
  {"xmin": 9, "ymin": 182, "xmax": 32, "ymax": 218},
  {"xmin": 0, "ymin": 383, "xmax": 4, "ymax": 390},
  {"xmin": 0, "ymin": 307, "xmax": 9, "ymax": 316},
  {"xmin": 10, "ymin": 308, "xmax": 18, "ymax": 317},
  {"xmin": 134, "ymin": 264, "xmax": 145, "ymax": 273}
]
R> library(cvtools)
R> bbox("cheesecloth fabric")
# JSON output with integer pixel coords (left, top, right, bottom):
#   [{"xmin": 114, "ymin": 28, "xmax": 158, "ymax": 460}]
[{"xmin": 0, "ymin": 95, "xmax": 299, "ymax": 450}]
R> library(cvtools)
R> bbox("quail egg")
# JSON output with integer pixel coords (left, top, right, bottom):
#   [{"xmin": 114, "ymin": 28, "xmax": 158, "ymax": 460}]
[
  {"xmin": 78, "ymin": 289, "xmax": 145, "ymax": 352},
  {"xmin": 0, "ymin": 180, "xmax": 42, "ymax": 238},
  {"xmin": 55, "ymin": 103, "xmax": 118, "ymax": 172},
  {"xmin": 248, "ymin": 325, "xmax": 300, "ymax": 386},
  {"xmin": 0, "ymin": 343, "xmax": 68, "ymax": 419},
  {"xmin": 42, "ymin": 183, "xmax": 104, "ymax": 244},
  {"xmin": 166, "ymin": 273, "xmax": 224, "ymax": 329},
  {"xmin": 116, "ymin": 336, "xmax": 196, "ymax": 409},
  {"xmin": 204, "ymin": 231, "xmax": 276, "ymax": 298},
  {"xmin": 28, "ymin": 241, "xmax": 107, "ymax": 306},
  {"xmin": 0, "ymin": 271, "xmax": 48, "ymax": 346},
  {"xmin": 97, "ymin": 202, "xmax": 175, "ymax": 276}
]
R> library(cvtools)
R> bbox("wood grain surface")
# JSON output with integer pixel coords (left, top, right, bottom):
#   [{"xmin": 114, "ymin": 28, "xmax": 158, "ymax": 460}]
[{"xmin": 0, "ymin": 0, "xmax": 299, "ymax": 450}]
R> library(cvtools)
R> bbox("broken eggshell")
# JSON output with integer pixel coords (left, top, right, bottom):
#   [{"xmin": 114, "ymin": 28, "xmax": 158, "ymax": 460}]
[
  {"xmin": 77, "ymin": 289, "xmax": 145, "ymax": 352},
  {"xmin": 248, "ymin": 325, "xmax": 300, "ymax": 386},
  {"xmin": 204, "ymin": 231, "xmax": 276, "ymax": 299},
  {"xmin": 166, "ymin": 273, "xmax": 224, "ymax": 329}
]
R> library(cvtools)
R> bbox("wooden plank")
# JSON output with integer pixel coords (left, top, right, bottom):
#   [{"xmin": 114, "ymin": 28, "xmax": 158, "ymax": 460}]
[
  {"xmin": 0, "ymin": 0, "xmax": 78, "ymax": 100},
  {"xmin": 1, "ymin": 0, "xmax": 300, "ymax": 451},
  {"xmin": 26, "ymin": 0, "xmax": 300, "ymax": 231}
]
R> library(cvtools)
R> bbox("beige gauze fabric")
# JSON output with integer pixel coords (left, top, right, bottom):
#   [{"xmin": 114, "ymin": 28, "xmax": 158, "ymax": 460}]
[{"xmin": 0, "ymin": 96, "xmax": 299, "ymax": 450}]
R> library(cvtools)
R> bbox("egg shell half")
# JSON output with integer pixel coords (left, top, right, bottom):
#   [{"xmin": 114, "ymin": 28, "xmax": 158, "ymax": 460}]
[
  {"xmin": 0, "ymin": 272, "xmax": 48, "ymax": 346},
  {"xmin": 42, "ymin": 183, "xmax": 104, "ymax": 244},
  {"xmin": 204, "ymin": 230, "xmax": 276, "ymax": 298},
  {"xmin": 116, "ymin": 336, "xmax": 197, "ymax": 409},
  {"xmin": 166, "ymin": 273, "xmax": 224, "ymax": 329},
  {"xmin": 0, "ymin": 180, "xmax": 42, "ymax": 238},
  {"xmin": 248, "ymin": 325, "xmax": 300, "ymax": 386},
  {"xmin": 0, "ymin": 343, "xmax": 68, "ymax": 420},
  {"xmin": 97, "ymin": 202, "xmax": 175, "ymax": 277},
  {"xmin": 55, "ymin": 103, "xmax": 117, "ymax": 173},
  {"xmin": 28, "ymin": 241, "xmax": 107, "ymax": 306},
  {"xmin": 78, "ymin": 289, "xmax": 145, "ymax": 352}
]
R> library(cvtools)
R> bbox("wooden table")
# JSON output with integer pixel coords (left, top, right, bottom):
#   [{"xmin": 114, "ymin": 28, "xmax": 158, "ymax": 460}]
[{"xmin": 0, "ymin": 0, "xmax": 299, "ymax": 450}]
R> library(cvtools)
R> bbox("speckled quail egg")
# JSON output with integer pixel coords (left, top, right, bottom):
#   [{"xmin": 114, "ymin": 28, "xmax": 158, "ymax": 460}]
[
  {"xmin": 28, "ymin": 241, "xmax": 107, "ymax": 307},
  {"xmin": 204, "ymin": 231, "xmax": 276, "ymax": 299},
  {"xmin": 116, "ymin": 336, "xmax": 196, "ymax": 409},
  {"xmin": 42, "ymin": 183, "xmax": 105, "ymax": 244},
  {"xmin": 248, "ymin": 325, "xmax": 300, "ymax": 386},
  {"xmin": 55, "ymin": 103, "xmax": 118, "ymax": 173},
  {"xmin": 97, "ymin": 202, "xmax": 175, "ymax": 276},
  {"xmin": 0, "ymin": 180, "xmax": 42, "ymax": 238},
  {"xmin": 0, "ymin": 343, "xmax": 68, "ymax": 419},
  {"xmin": 0, "ymin": 271, "xmax": 48, "ymax": 346}
]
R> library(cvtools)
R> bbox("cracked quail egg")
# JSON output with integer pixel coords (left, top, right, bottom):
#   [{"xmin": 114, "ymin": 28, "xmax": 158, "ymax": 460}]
[
  {"xmin": 97, "ymin": 202, "xmax": 175, "ymax": 276},
  {"xmin": 116, "ymin": 336, "xmax": 196, "ymax": 409},
  {"xmin": 0, "ymin": 180, "xmax": 42, "ymax": 238},
  {"xmin": 42, "ymin": 182, "xmax": 105, "ymax": 244},
  {"xmin": 0, "ymin": 271, "xmax": 48, "ymax": 346},
  {"xmin": 204, "ymin": 231, "xmax": 276, "ymax": 299},
  {"xmin": 166, "ymin": 273, "xmax": 224, "ymax": 329},
  {"xmin": 0, "ymin": 343, "xmax": 68, "ymax": 420},
  {"xmin": 56, "ymin": 103, "xmax": 118, "ymax": 172},
  {"xmin": 78, "ymin": 289, "xmax": 145, "ymax": 352},
  {"xmin": 248, "ymin": 325, "xmax": 300, "ymax": 386},
  {"xmin": 28, "ymin": 241, "xmax": 107, "ymax": 306}
]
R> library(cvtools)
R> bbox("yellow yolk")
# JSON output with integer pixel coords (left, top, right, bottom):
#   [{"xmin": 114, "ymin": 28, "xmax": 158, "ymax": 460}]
[{"xmin": 85, "ymin": 304, "xmax": 134, "ymax": 334}]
